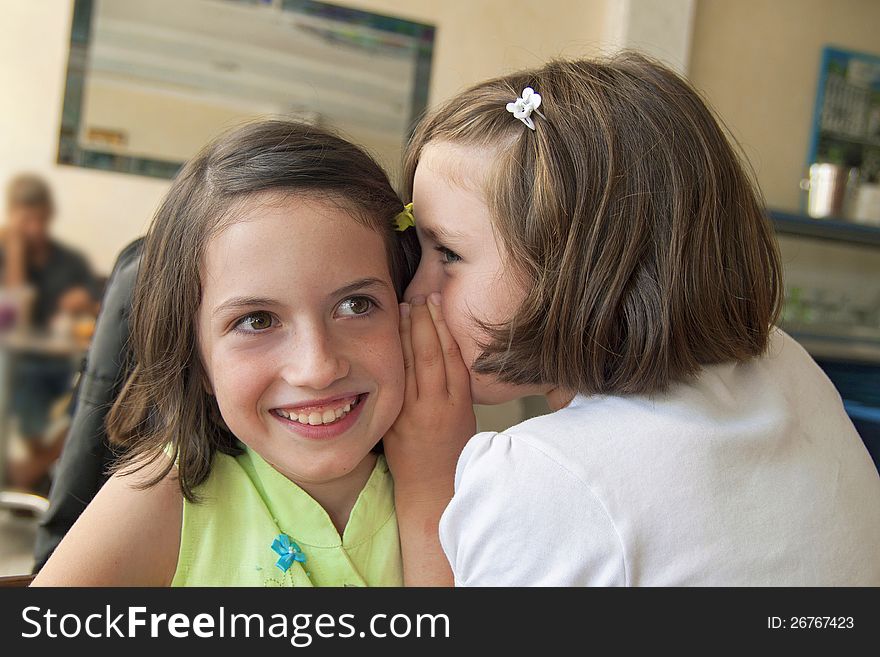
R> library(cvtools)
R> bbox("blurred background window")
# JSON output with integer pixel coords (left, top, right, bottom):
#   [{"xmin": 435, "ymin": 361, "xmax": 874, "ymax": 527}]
[{"xmin": 58, "ymin": 0, "xmax": 435, "ymax": 183}]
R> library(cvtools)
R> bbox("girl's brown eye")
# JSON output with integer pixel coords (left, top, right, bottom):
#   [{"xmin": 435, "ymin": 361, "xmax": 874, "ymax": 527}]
[
  {"xmin": 337, "ymin": 297, "xmax": 373, "ymax": 317},
  {"xmin": 238, "ymin": 311, "xmax": 273, "ymax": 331}
]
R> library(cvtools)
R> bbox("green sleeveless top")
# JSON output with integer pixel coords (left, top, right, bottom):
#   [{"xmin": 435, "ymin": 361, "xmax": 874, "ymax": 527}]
[{"xmin": 171, "ymin": 449, "xmax": 402, "ymax": 587}]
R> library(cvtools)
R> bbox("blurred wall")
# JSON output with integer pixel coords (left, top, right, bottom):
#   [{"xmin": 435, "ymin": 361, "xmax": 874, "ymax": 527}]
[
  {"xmin": 0, "ymin": 0, "xmax": 609, "ymax": 275},
  {"xmin": 689, "ymin": 0, "xmax": 880, "ymax": 212},
  {"xmin": 345, "ymin": 0, "xmax": 609, "ymax": 102},
  {"xmin": 4, "ymin": 0, "xmax": 875, "ymax": 273},
  {"xmin": 0, "ymin": 0, "xmax": 168, "ymax": 276},
  {"xmin": 689, "ymin": 0, "xmax": 880, "ymax": 320}
]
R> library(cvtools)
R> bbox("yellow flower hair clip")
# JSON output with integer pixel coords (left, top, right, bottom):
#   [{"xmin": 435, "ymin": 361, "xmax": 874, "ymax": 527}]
[{"xmin": 393, "ymin": 203, "xmax": 415, "ymax": 232}]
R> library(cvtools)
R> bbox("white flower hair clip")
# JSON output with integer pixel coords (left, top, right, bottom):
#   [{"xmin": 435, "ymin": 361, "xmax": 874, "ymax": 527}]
[{"xmin": 506, "ymin": 87, "xmax": 545, "ymax": 130}]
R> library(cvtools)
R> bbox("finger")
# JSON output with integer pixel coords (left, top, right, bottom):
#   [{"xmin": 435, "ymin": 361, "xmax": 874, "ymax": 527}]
[
  {"xmin": 426, "ymin": 292, "xmax": 471, "ymax": 399},
  {"xmin": 398, "ymin": 302, "xmax": 417, "ymax": 403},
  {"xmin": 409, "ymin": 295, "xmax": 446, "ymax": 398}
]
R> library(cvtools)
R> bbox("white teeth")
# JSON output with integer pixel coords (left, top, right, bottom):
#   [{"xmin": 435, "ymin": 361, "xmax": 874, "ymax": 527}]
[{"xmin": 278, "ymin": 396, "xmax": 360, "ymax": 426}]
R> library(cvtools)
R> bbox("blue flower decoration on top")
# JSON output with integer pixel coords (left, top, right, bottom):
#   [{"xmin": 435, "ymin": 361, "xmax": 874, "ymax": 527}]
[{"xmin": 271, "ymin": 533, "xmax": 307, "ymax": 572}]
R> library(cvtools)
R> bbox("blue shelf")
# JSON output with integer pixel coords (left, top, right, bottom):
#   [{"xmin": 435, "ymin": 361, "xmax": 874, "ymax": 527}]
[{"xmin": 769, "ymin": 209, "xmax": 880, "ymax": 248}]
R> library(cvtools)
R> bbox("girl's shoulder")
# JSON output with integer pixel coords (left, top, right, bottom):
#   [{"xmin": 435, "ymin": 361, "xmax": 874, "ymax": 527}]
[
  {"xmin": 442, "ymin": 430, "xmax": 625, "ymax": 585},
  {"xmin": 32, "ymin": 456, "xmax": 182, "ymax": 586}
]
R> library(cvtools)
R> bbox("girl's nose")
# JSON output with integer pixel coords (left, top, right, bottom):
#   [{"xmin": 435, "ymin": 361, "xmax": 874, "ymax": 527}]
[
  {"xmin": 280, "ymin": 327, "xmax": 350, "ymax": 391},
  {"xmin": 404, "ymin": 258, "xmax": 438, "ymax": 302}
]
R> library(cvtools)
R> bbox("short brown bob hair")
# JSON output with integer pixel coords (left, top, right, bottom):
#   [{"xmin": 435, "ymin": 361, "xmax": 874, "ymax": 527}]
[
  {"xmin": 108, "ymin": 120, "xmax": 418, "ymax": 500},
  {"xmin": 404, "ymin": 52, "xmax": 782, "ymax": 396}
]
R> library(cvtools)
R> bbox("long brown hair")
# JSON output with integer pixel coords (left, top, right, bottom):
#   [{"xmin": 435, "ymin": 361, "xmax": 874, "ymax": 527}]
[
  {"xmin": 108, "ymin": 119, "xmax": 418, "ymax": 500},
  {"xmin": 404, "ymin": 52, "xmax": 782, "ymax": 395}
]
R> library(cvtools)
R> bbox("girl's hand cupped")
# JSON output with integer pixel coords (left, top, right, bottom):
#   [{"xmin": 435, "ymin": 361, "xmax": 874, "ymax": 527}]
[
  {"xmin": 384, "ymin": 292, "xmax": 475, "ymax": 497},
  {"xmin": 383, "ymin": 292, "xmax": 475, "ymax": 586}
]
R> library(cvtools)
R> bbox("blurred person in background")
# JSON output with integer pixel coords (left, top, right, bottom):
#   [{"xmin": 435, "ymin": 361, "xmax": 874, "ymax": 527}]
[
  {"xmin": 1, "ymin": 173, "xmax": 99, "ymax": 492},
  {"xmin": 33, "ymin": 238, "xmax": 142, "ymax": 571}
]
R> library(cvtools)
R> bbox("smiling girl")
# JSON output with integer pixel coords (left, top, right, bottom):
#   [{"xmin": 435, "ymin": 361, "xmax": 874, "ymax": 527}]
[{"xmin": 32, "ymin": 120, "xmax": 460, "ymax": 586}]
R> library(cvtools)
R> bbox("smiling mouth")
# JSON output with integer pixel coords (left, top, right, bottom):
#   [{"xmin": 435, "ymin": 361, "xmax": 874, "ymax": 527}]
[{"xmin": 271, "ymin": 394, "xmax": 365, "ymax": 427}]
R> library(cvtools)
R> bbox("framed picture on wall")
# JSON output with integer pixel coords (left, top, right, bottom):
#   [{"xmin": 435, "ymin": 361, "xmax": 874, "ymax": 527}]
[
  {"xmin": 58, "ymin": 0, "xmax": 435, "ymax": 182},
  {"xmin": 808, "ymin": 46, "xmax": 880, "ymax": 183}
]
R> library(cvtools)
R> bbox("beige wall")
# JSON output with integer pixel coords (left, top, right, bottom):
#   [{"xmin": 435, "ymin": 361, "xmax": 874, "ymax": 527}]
[
  {"xmin": 0, "ymin": 0, "xmax": 608, "ymax": 275},
  {"xmin": 345, "ymin": 0, "xmax": 609, "ymax": 105},
  {"xmin": 688, "ymin": 0, "xmax": 880, "ymax": 327},
  {"xmin": 688, "ymin": 0, "xmax": 880, "ymax": 212},
  {"xmin": 6, "ymin": 0, "xmax": 875, "ymax": 271}
]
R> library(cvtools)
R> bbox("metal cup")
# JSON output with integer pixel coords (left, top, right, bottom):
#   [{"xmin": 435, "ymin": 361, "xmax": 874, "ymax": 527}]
[{"xmin": 801, "ymin": 163, "xmax": 859, "ymax": 219}]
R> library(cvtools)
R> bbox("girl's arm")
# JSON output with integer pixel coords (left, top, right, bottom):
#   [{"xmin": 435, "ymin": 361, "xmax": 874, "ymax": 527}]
[
  {"xmin": 31, "ymin": 457, "xmax": 182, "ymax": 586},
  {"xmin": 383, "ymin": 294, "xmax": 475, "ymax": 587}
]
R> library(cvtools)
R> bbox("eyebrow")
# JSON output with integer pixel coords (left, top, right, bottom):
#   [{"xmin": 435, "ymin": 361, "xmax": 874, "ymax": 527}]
[
  {"xmin": 418, "ymin": 222, "xmax": 469, "ymax": 245},
  {"xmin": 212, "ymin": 296, "xmax": 283, "ymax": 317},
  {"xmin": 329, "ymin": 277, "xmax": 392, "ymax": 299},
  {"xmin": 212, "ymin": 278, "xmax": 391, "ymax": 317}
]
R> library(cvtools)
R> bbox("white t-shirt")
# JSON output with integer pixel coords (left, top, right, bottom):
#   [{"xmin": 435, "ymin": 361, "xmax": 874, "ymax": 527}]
[{"xmin": 440, "ymin": 330, "xmax": 880, "ymax": 586}]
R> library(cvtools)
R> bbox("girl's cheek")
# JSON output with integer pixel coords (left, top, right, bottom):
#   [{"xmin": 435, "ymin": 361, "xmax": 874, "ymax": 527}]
[
  {"xmin": 214, "ymin": 353, "xmax": 267, "ymax": 400},
  {"xmin": 443, "ymin": 302, "xmax": 478, "ymax": 369}
]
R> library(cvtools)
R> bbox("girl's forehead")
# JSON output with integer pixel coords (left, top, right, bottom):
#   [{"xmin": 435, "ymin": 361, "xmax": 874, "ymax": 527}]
[
  {"xmin": 231, "ymin": 190, "xmax": 352, "ymax": 223},
  {"xmin": 418, "ymin": 141, "xmax": 496, "ymax": 193},
  {"xmin": 200, "ymin": 200, "xmax": 390, "ymax": 292},
  {"xmin": 218, "ymin": 195, "xmax": 368, "ymax": 240}
]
